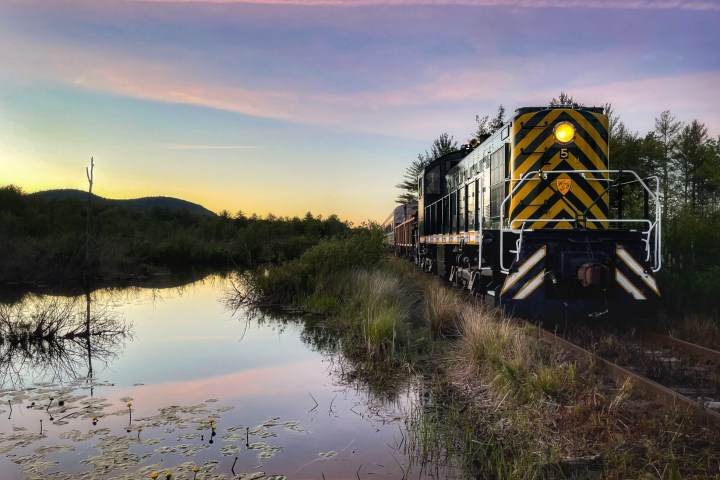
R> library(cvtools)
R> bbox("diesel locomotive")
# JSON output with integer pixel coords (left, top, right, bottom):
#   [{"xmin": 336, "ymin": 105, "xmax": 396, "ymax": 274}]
[{"xmin": 391, "ymin": 106, "xmax": 662, "ymax": 320}]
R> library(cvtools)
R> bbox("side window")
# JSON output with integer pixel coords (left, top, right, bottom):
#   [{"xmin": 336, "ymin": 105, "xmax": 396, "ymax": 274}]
[
  {"xmin": 489, "ymin": 147, "xmax": 506, "ymax": 218},
  {"xmin": 458, "ymin": 186, "xmax": 466, "ymax": 232},
  {"xmin": 490, "ymin": 148, "xmax": 504, "ymax": 185},
  {"xmin": 425, "ymin": 166, "xmax": 441, "ymax": 195},
  {"xmin": 490, "ymin": 184, "xmax": 503, "ymax": 218},
  {"xmin": 468, "ymin": 181, "xmax": 476, "ymax": 231}
]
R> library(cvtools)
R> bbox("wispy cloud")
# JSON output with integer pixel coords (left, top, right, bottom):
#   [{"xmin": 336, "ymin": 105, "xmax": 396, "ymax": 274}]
[
  {"xmin": 165, "ymin": 144, "xmax": 264, "ymax": 150},
  {"xmin": 122, "ymin": 0, "xmax": 720, "ymax": 10},
  {"xmin": 4, "ymin": 33, "xmax": 719, "ymax": 138}
]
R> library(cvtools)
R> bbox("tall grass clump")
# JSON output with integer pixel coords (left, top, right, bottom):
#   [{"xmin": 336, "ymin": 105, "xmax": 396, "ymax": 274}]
[
  {"xmin": 233, "ymin": 226, "xmax": 426, "ymax": 363},
  {"xmin": 424, "ymin": 278, "xmax": 462, "ymax": 337},
  {"xmin": 348, "ymin": 269, "xmax": 420, "ymax": 360},
  {"xmin": 452, "ymin": 303, "xmax": 575, "ymax": 399}
]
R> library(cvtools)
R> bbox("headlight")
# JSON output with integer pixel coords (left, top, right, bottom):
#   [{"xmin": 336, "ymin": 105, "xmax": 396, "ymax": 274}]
[{"xmin": 553, "ymin": 121, "xmax": 575, "ymax": 144}]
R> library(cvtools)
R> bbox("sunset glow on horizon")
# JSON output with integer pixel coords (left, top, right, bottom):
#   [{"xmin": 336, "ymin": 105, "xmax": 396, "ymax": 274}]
[{"xmin": 1, "ymin": 0, "xmax": 718, "ymax": 223}]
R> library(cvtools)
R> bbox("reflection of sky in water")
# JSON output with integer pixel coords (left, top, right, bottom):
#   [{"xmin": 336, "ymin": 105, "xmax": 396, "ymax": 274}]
[
  {"xmin": 0, "ymin": 276, "xmax": 452, "ymax": 479},
  {"xmin": 109, "ymin": 279, "xmax": 317, "ymax": 386}
]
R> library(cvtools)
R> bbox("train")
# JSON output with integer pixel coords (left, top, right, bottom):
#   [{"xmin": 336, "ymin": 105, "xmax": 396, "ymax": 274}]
[{"xmin": 386, "ymin": 106, "xmax": 662, "ymax": 320}]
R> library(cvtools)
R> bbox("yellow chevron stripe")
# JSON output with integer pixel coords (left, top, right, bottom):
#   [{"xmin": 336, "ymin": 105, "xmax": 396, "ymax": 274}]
[
  {"xmin": 501, "ymin": 246, "xmax": 546, "ymax": 295},
  {"xmin": 529, "ymin": 202, "xmax": 577, "ymax": 229},
  {"xmin": 616, "ymin": 269, "xmax": 646, "ymax": 300},
  {"xmin": 566, "ymin": 181, "xmax": 607, "ymax": 220},
  {"xmin": 567, "ymin": 110, "xmax": 608, "ymax": 153},
  {"xmin": 513, "ymin": 136, "xmax": 557, "ymax": 177},
  {"xmin": 512, "ymin": 110, "xmax": 564, "ymax": 159},
  {"xmin": 512, "ymin": 189, "xmax": 553, "ymax": 222},
  {"xmin": 513, "ymin": 269, "xmax": 546, "ymax": 300},
  {"xmin": 511, "ymin": 181, "xmax": 605, "ymax": 224},
  {"xmin": 573, "ymin": 134, "xmax": 609, "ymax": 173},
  {"xmin": 616, "ymin": 247, "xmax": 660, "ymax": 296}
]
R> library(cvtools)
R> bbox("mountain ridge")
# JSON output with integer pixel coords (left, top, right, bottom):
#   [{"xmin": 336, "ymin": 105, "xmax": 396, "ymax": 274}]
[{"xmin": 30, "ymin": 189, "xmax": 217, "ymax": 217}]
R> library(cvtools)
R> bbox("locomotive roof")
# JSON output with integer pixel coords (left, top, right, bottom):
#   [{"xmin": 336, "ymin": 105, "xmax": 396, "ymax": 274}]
[{"xmin": 515, "ymin": 106, "xmax": 604, "ymax": 115}]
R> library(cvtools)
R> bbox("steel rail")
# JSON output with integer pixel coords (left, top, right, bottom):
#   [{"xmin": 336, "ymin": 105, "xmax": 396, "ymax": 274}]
[
  {"xmin": 534, "ymin": 326, "xmax": 720, "ymax": 428},
  {"xmin": 638, "ymin": 331, "xmax": 720, "ymax": 366}
]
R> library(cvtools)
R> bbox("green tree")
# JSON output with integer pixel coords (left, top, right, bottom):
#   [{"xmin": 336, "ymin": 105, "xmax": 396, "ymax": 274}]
[
  {"xmin": 675, "ymin": 120, "xmax": 710, "ymax": 212},
  {"xmin": 651, "ymin": 110, "xmax": 683, "ymax": 221},
  {"xmin": 699, "ymin": 137, "xmax": 720, "ymax": 214},
  {"xmin": 604, "ymin": 103, "xmax": 621, "ymax": 139},
  {"xmin": 426, "ymin": 132, "xmax": 458, "ymax": 160},
  {"xmin": 396, "ymin": 133, "xmax": 458, "ymax": 204},
  {"xmin": 474, "ymin": 114, "xmax": 491, "ymax": 139},
  {"xmin": 488, "ymin": 105, "xmax": 506, "ymax": 132},
  {"xmin": 395, "ymin": 154, "xmax": 429, "ymax": 204},
  {"xmin": 474, "ymin": 104, "xmax": 506, "ymax": 139},
  {"xmin": 550, "ymin": 92, "xmax": 582, "ymax": 108}
]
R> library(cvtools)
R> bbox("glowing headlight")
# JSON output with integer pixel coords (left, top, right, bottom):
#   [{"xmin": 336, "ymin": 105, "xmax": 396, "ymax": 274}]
[{"xmin": 553, "ymin": 122, "xmax": 576, "ymax": 144}]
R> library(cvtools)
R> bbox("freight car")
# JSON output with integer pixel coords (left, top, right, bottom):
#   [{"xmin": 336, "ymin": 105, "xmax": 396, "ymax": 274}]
[
  {"xmin": 397, "ymin": 106, "xmax": 662, "ymax": 320},
  {"xmin": 382, "ymin": 203, "xmax": 418, "ymax": 260}
]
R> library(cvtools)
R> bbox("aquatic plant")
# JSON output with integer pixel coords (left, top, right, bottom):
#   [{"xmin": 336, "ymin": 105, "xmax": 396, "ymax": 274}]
[{"xmin": 348, "ymin": 269, "xmax": 420, "ymax": 360}]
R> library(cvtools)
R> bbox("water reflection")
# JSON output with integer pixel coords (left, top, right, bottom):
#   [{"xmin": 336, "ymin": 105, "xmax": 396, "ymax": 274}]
[
  {"xmin": 0, "ymin": 291, "xmax": 131, "ymax": 388},
  {"xmin": 223, "ymin": 303, "xmax": 412, "ymax": 405},
  {"xmin": 0, "ymin": 275, "xmax": 462, "ymax": 479}
]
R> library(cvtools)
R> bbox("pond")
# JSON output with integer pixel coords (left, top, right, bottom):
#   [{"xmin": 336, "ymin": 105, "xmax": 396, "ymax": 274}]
[{"xmin": 0, "ymin": 274, "xmax": 459, "ymax": 480}]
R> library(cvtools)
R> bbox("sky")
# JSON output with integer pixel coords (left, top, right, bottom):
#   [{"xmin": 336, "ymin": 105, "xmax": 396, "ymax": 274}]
[{"xmin": 1, "ymin": 0, "xmax": 719, "ymax": 224}]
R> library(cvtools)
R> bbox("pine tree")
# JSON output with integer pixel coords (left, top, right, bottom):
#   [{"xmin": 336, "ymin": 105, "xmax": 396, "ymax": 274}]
[
  {"xmin": 675, "ymin": 120, "xmax": 709, "ymax": 211},
  {"xmin": 652, "ymin": 110, "xmax": 683, "ymax": 221},
  {"xmin": 549, "ymin": 92, "xmax": 582, "ymax": 108},
  {"xmin": 395, "ymin": 133, "xmax": 458, "ymax": 204},
  {"xmin": 488, "ymin": 105, "xmax": 506, "ymax": 131}
]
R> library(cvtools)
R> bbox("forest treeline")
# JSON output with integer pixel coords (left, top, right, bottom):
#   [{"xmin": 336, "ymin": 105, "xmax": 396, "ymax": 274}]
[
  {"xmin": 608, "ymin": 109, "xmax": 720, "ymax": 314},
  {"xmin": 0, "ymin": 185, "xmax": 352, "ymax": 284}
]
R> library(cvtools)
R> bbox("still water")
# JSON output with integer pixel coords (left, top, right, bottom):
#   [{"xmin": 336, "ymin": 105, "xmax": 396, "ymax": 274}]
[{"xmin": 0, "ymin": 275, "xmax": 454, "ymax": 480}]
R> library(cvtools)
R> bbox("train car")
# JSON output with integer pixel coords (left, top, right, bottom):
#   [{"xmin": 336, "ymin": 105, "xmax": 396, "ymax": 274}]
[
  {"xmin": 416, "ymin": 106, "xmax": 662, "ymax": 320},
  {"xmin": 383, "ymin": 204, "xmax": 418, "ymax": 259}
]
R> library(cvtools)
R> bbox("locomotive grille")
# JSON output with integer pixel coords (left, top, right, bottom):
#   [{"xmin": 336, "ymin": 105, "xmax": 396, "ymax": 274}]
[{"xmin": 509, "ymin": 109, "xmax": 609, "ymax": 229}]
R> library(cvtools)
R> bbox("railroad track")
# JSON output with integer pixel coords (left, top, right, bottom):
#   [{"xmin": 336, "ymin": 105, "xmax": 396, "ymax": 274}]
[
  {"xmin": 637, "ymin": 330, "xmax": 720, "ymax": 366},
  {"xmin": 534, "ymin": 326, "xmax": 720, "ymax": 428}
]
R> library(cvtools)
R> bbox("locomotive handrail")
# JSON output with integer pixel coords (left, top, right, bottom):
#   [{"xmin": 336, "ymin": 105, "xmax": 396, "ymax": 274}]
[{"xmin": 499, "ymin": 169, "xmax": 662, "ymax": 273}]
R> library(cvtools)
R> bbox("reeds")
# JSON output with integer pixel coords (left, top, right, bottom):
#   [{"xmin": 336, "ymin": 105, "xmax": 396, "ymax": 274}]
[
  {"xmin": 348, "ymin": 269, "xmax": 419, "ymax": 360},
  {"xmin": 451, "ymin": 303, "xmax": 575, "ymax": 399},
  {"xmin": 423, "ymin": 279, "xmax": 461, "ymax": 337}
]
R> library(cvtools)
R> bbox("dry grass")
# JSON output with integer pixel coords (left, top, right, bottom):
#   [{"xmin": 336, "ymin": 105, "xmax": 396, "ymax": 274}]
[
  {"xmin": 424, "ymin": 279, "xmax": 462, "ymax": 336},
  {"xmin": 450, "ymin": 302, "xmax": 575, "ymax": 399},
  {"xmin": 670, "ymin": 314, "xmax": 720, "ymax": 349}
]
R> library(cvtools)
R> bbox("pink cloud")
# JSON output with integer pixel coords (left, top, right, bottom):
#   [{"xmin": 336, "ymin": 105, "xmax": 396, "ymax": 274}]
[
  {"xmin": 3, "ymin": 33, "xmax": 719, "ymax": 140},
  {"xmin": 540, "ymin": 74, "xmax": 720, "ymax": 134},
  {"xmin": 120, "ymin": 0, "xmax": 720, "ymax": 10}
]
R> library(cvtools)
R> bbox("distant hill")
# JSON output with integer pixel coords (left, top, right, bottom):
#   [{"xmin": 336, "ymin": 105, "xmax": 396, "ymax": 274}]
[{"xmin": 30, "ymin": 189, "xmax": 217, "ymax": 217}]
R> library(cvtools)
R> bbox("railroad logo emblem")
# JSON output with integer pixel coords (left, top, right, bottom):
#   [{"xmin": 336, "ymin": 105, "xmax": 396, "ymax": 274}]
[{"xmin": 556, "ymin": 178, "xmax": 572, "ymax": 196}]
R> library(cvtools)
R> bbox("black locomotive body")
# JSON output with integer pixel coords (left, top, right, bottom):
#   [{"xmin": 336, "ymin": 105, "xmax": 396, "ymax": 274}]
[{"xmin": 400, "ymin": 106, "xmax": 662, "ymax": 320}]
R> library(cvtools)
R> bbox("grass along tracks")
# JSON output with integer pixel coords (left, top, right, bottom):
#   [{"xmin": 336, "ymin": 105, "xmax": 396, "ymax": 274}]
[
  {"xmin": 233, "ymin": 233, "xmax": 720, "ymax": 478},
  {"xmin": 538, "ymin": 326, "xmax": 720, "ymax": 428}
]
